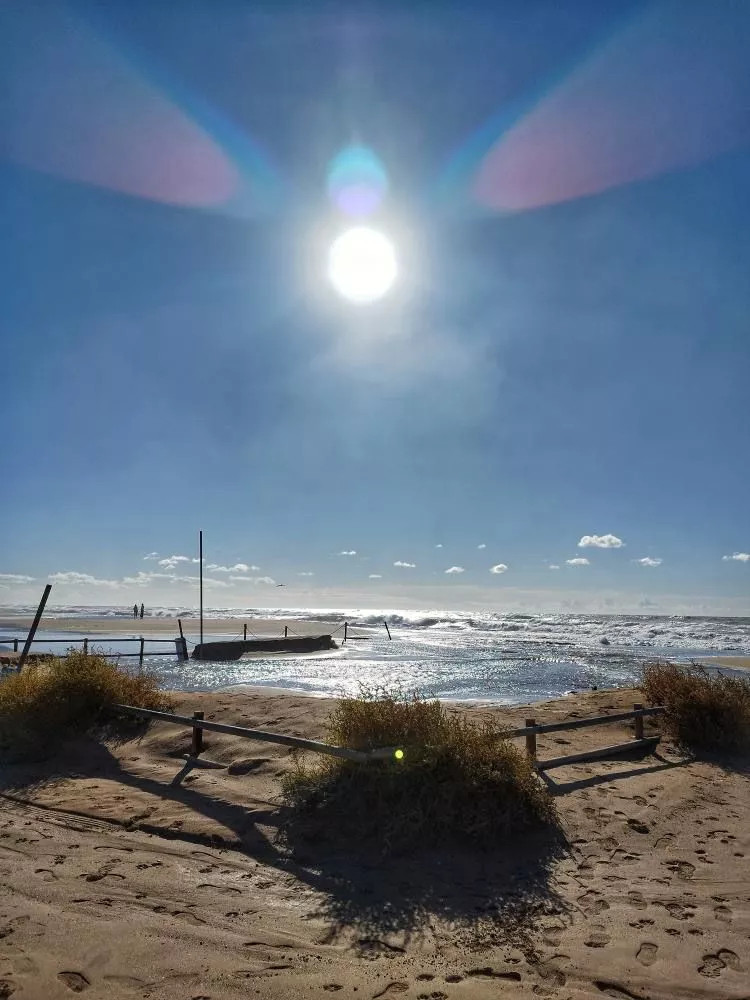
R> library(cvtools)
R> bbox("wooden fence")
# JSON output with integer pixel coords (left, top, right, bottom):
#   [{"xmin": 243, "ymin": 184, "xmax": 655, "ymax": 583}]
[
  {"xmin": 114, "ymin": 704, "xmax": 400, "ymax": 764},
  {"xmin": 114, "ymin": 702, "xmax": 665, "ymax": 772},
  {"xmin": 503, "ymin": 704, "xmax": 665, "ymax": 771}
]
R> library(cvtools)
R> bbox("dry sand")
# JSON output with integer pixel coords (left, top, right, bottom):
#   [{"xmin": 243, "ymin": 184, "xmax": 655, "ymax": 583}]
[
  {"xmin": 698, "ymin": 656, "xmax": 750, "ymax": 671},
  {"xmin": 1, "ymin": 687, "xmax": 748, "ymax": 999}
]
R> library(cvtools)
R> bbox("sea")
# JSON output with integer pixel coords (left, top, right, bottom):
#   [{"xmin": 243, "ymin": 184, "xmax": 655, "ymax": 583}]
[{"xmin": 1, "ymin": 605, "xmax": 749, "ymax": 705}]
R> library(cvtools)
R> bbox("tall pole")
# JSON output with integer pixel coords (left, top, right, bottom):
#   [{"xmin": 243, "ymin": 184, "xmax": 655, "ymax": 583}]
[
  {"xmin": 199, "ymin": 530, "xmax": 204, "ymax": 656},
  {"xmin": 18, "ymin": 584, "xmax": 52, "ymax": 672}
]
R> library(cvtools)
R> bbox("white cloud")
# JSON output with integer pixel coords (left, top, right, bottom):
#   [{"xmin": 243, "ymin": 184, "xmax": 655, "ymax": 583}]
[
  {"xmin": 122, "ymin": 570, "xmax": 230, "ymax": 589},
  {"xmin": 566, "ymin": 557, "xmax": 590, "ymax": 566},
  {"xmin": 207, "ymin": 563, "xmax": 258, "ymax": 573},
  {"xmin": 158, "ymin": 554, "xmax": 192, "ymax": 569},
  {"xmin": 445, "ymin": 566, "xmax": 465, "ymax": 574},
  {"xmin": 122, "ymin": 571, "xmax": 174, "ymax": 586},
  {"xmin": 143, "ymin": 552, "xmax": 159, "ymax": 561},
  {"xmin": 48, "ymin": 571, "xmax": 119, "ymax": 588},
  {"xmin": 489, "ymin": 564, "xmax": 508, "ymax": 574},
  {"xmin": 339, "ymin": 550, "xmax": 357, "ymax": 556},
  {"xmin": 548, "ymin": 565, "xmax": 561, "ymax": 570},
  {"xmin": 578, "ymin": 534, "xmax": 625, "ymax": 549},
  {"xmin": 635, "ymin": 557, "xmax": 663, "ymax": 567},
  {"xmin": 368, "ymin": 574, "xmax": 383, "ymax": 579},
  {"xmin": 229, "ymin": 575, "xmax": 276, "ymax": 585},
  {"xmin": 435, "ymin": 544, "xmax": 443, "ymax": 548},
  {"xmin": 393, "ymin": 561, "xmax": 416, "ymax": 568},
  {"xmin": 297, "ymin": 571, "xmax": 314, "ymax": 577},
  {"xmin": 477, "ymin": 543, "xmax": 486, "ymax": 550},
  {"xmin": 0, "ymin": 573, "xmax": 35, "ymax": 583},
  {"xmin": 723, "ymin": 552, "xmax": 750, "ymax": 563}
]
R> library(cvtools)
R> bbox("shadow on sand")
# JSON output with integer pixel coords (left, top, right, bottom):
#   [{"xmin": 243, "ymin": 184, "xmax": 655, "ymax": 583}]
[{"xmin": 1, "ymin": 733, "xmax": 570, "ymax": 950}]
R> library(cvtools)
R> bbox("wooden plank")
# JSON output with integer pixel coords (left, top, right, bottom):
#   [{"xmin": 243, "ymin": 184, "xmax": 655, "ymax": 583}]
[
  {"xmin": 18, "ymin": 584, "xmax": 52, "ymax": 672},
  {"xmin": 525, "ymin": 718, "xmax": 537, "ymax": 758},
  {"xmin": 114, "ymin": 704, "xmax": 400, "ymax": 764},
  {"xmin": 503, "ymin": 706, "xmax": 664, "ymax": 739},
  {"xmin": 536, "ymin": 736, "xmax": 661, "ymax": 772}
]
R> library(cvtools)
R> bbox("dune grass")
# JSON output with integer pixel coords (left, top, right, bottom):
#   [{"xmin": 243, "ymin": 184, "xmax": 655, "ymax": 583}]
[
  {"xmin": 643, "ymin": 661, "xmax": 750, "ymax": 754},
  {"xmin": 281, "ymin": 687, "xmax": 556, "ymax": 855},
  {"xmin": 0, "ymin": 650, "xmax": 172, "ymax": 762}
]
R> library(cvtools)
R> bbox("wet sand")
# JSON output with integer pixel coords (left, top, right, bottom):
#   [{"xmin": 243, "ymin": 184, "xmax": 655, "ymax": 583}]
[{"xmin": 0, "ymin": 615, "xmax": 346, "ymax": 637}]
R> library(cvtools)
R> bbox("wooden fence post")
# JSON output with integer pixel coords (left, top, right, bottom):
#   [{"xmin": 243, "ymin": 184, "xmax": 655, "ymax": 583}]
[
  {"xmin": 633, "ymin": 704, "xmax": 644, "ymax": 741},
  {"xmin": 243, "ymin": 623, "xmax": 247, "ymax": 640},
  {"xmin": 384, "ymin": 620, "xmax": 392, "ymax": 640},
  {"xmin": 192, "ymin": 711, "xmax": 204, "ymax": 756},
  {"xmin": 344, "ymin": 622, "xmax": 348, "ymax": 644},
  {"xmin": 139, "ymin": 638, "xmax": 145, "ymax": 669},
  {"xmin": 284, "ymin": 625, "xmax": 288, "ymax": 638},
  {"xmin": 83, "ymin": 638, "xmax": 88, "ymax": 655},
  {"xmin": 13, "ymin": 639, "xmax": 18, "ymax": 652},
  {"xmin": 525, "ymin": 719, "xmax": 537, "ymax": 758}
]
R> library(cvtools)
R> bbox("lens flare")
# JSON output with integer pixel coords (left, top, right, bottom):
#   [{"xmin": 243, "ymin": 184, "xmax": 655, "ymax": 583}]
[
  {"xmin": 327, "ymin": 227, "xmax": 397, "ymax": 304},
  {"xmin": 327, "ymin": 146, "xmax": 388, "ymax": 218}
]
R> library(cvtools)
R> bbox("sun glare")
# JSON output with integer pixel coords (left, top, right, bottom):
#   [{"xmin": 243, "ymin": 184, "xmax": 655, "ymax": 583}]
[{"xmin": 327, "ymin": 227, "xmax": 397, "ymax": 304}]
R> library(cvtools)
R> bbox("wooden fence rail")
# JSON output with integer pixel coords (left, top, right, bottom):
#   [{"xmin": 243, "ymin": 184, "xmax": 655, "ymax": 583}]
[
  {"xmin": 114, "ymin": 704, "xmax": 401, "ymax": 764},
  {"xmin": 506, "ymin": 704, "xmax": 665, "ymax": 771}
]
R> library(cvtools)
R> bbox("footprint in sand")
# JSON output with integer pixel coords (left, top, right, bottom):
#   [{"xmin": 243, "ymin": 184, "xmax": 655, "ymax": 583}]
[
  {"xmin": 663, "ymin": 860, "xmax": 695, "ymax": 880},
  {"xmin": 0, "ymin": 981, "xmax": 15, "ymax": 999},
  {"xmin": 34, "ymin": 869, "xmax": 57, "ymax": 882},
  {"xmin": 57, "ymin": 971, "xmax": 90, "ymax": 992},
  {"xmin": 636, "ymin": 943, "xmax": 658, "ymax": 966},
  {"xmin": 372, "ymin": 983, "xmax": 409, "ymax": 998},
  {"xmin": 654, "ymin": 833, "xmax": 675, "ymax": 849},
  {"xmin": 626, "ymin": 819, "xmax": 650, "ymax": 835},
  {"xmin": 585, "ymin": 928, "xmax": 611, "ymax": 949},
  {"xmin": 698, "ymin": 951, "xmax": 740, "ymax": 977},
  {"xmin": 664, "ymin": 902, "xmax": 695, "ymax": 920},
  {"xmin": 626, "ymin": 891, "xmax": 647, "ymax": 910},
  {"xmin": 197, "ymin": 883, "xmax": 241, "ymax": 895},
  {"xmin": 578, "ymin": 891, "xmax": 610, "ymax": 916},
  {"xmin": 714, "ymin": 905, "xmax": 732, "ymax": 923},
  {"xmin": 415, "ymin": 974, "xmax": 435, "ymax": 982}
]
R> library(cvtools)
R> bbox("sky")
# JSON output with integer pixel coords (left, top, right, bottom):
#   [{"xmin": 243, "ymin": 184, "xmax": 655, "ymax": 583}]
[{"xmin": 1, "ymin": 0, "xmax": 749, "ymax": 616}]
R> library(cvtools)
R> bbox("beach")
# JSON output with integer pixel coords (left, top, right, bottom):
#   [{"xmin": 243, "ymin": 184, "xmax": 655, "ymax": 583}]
[
  {"xmin": 0, "ymin": 615, "xmax": 338, "ymax": 637},
  {"xmin": 1, "ymin": 685, "xmax": 748, "ymax": 999}
]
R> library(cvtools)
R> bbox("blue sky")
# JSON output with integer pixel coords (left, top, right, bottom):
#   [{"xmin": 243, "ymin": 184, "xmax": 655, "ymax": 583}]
[{"xmin": 1, "ymin": 1, "xmax": 749, "ymax": 615}]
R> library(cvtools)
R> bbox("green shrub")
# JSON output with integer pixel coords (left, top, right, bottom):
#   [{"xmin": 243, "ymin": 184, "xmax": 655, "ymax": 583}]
[
  {"xmin": 0, "ymin": 650, "xmax": 172, "ymax": 761},
  {"xmin": 281, "ymin": 687, "xmax": 556, "ymax": 854},
  {"xmin": 642, "ymin": 661, "xmax": 750, "ymax": 754}
]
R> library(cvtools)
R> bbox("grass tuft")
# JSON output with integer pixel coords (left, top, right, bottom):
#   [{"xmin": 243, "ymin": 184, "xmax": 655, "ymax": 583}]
[
  {"xmin": 642, "ymin": 661, "xmax": 750, "ymax": 754},
  {"xmin": 281, "ymin": 687, "xmax": 556, "ymax": 855},
  {"xmin": 0, "ymin": 650, "xmax": 172, "ymax": 761}
]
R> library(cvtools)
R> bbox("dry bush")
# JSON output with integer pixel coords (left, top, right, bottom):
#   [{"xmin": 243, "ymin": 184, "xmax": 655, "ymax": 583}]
[
  {"xmin": 643, "ymin": 661, "xmax": 750, "ymax": 754},
  {"xmin": 281, "ymin": 687, "xmax": 556, "ymax": 854},
  {"xmin": 0, "ymin": 650, "xmax": 172, "ymax": 761}
]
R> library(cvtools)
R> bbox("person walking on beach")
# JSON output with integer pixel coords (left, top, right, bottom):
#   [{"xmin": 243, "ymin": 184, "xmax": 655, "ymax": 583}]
[
  {"xmin": 139, "ymin": 603, "xmax": 144, "ymax": 619},
  {"xmin": 133, "ymin": 603, "xmax": 138, "ymax": 619}
]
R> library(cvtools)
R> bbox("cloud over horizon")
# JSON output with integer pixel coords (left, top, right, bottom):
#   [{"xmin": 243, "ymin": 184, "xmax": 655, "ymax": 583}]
[
  {"xmin": 445, "ymin": 566, "xmax": 465, "ymax": 574},
  {"xmin": 339, "ymin": 550, "xmax": 357, "ymax": 556},
  {"xmin": 489, "ymin": 564, "xmax": 508, "ymax": 574},
  {"xmin": 723, "ymin": 552, "xmax": 750, "ymax": 562},
  {"xmin": 393, "ymin": 561, "xmax": 416, "ymax": 568},
  {"xmin": 566, "ymin": 557, "xmax": 590, "ymax": 566},
  {"xmin": 207, "ymin": 563, "xmax": 258, "ymax": 573},
  {"xmin": 635, "ymin": 557, "xmax": 663, "ymax": 567},
  {"xmin": 48, "ymin": 571, "xmax": 119, "ymax": 588}
]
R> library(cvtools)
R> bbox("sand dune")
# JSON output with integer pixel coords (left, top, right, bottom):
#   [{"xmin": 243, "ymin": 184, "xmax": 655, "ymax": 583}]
[{"xmin": 1, "ymin": 687, "xmax": 748, "ymax": 998}]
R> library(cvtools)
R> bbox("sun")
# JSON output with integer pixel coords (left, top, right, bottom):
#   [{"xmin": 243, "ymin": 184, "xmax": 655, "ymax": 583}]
[{"xmin": 327, "ymin": 226, "xmax": 397, "ymax": 304}]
